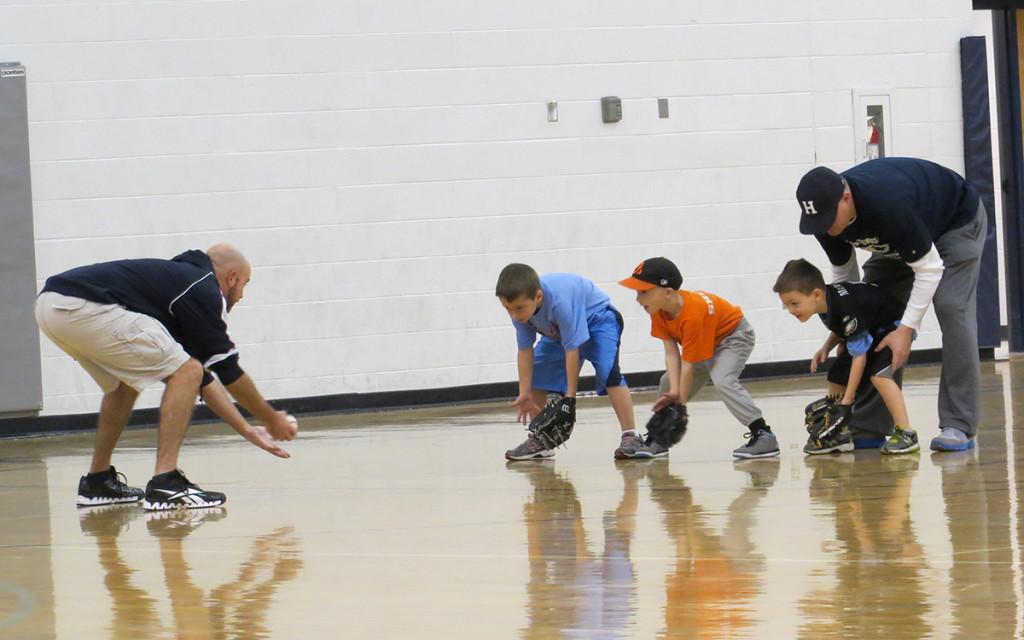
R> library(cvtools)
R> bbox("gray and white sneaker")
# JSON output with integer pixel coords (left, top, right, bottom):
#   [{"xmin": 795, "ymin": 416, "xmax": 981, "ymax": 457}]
[
  {"xmin": 639, "ymin": 440, "xmax": 669, "ymax": 458},
  {"xmin": 614, "ymin": 432, "xmax": 667, "ymax": 459},
  {"xmin": 733, "ymin": 429, "xmax": 780, "ymax": 459},
  {"xmin": 505, "ymin": 434, "xmax": 555, "ymax": 461},
  {"xmin": 882, "ymin": 426, "xmax": 920, "ymax": 455}
]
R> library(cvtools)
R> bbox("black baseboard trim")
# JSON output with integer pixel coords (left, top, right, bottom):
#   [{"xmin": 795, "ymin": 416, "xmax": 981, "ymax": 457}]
[{"xmin": 0, "ymin": 347, "xmax": 987, "ymax": 439}]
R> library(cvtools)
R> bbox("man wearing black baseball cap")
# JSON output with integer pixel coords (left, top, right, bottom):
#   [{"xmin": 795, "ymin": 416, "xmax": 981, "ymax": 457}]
[
  {"xmin": 795, "ymin": 157, "xmax": 986, "ymax": 452},
  {"xmin": 796, "ymin": 166, "xmax": 847, "ymax": 235}
]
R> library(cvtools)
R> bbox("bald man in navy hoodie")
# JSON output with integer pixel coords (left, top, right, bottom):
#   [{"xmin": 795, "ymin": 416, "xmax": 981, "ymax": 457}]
[{"xmin": 35, "ymin": 244, "xmax": 296, "ymax": 510}]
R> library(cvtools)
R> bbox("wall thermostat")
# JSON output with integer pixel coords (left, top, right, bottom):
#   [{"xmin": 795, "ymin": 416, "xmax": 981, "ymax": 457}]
[{"xmin": 601, "ymin": 96, "xmax": 622, "ymax": 123}]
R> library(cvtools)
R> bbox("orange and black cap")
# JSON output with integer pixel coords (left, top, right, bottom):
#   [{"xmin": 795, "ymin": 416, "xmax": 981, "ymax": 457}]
[{"xmin": 619, "ymin": 257, "xmax": 683, "ymax": 291}]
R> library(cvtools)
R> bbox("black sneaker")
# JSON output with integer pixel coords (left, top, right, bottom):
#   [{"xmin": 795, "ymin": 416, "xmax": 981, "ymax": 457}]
[
  {"xmin": 803, "ymin": 425, "xmax": 855, "ymax": 455},
  {"xmin": 76, "ymin": 466, "xmax": 144, "ymax": 507},
  {"xmin": 143, "ymin": 469, "xmax": 226, "ymax": 511},
  {"xmin": 78, "ymin": 503, "xmax": 141, "ymax": 536}
]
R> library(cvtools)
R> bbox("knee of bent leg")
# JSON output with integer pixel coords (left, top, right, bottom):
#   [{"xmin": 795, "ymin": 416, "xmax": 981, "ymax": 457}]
[
  {"xmin": 172, "ymin": 358, "xmax": 204, "ymax": 388},
  {"xmin": 870, "ymin": 374, "xmax": 896, "ymax": 392},
  {"xmin": 710, "ymin": 370, "xmax": 740, "ymax": 390},
  {"xmin": 933, "ymin": 292, "xmax": 969, "ymax": 319},
  {"xmin": 113, "ymin": 381, "xmax": 141, "ymax": 400}
]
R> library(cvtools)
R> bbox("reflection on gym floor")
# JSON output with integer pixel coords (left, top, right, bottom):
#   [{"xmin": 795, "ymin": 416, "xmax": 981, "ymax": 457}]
[
  {"xmin": 1, "ymin": 360, "xmax": 1023, "ymax": 638},
  {"xmin": 76, "ymin": 506, "xmax": 302, "ymax": 639}
]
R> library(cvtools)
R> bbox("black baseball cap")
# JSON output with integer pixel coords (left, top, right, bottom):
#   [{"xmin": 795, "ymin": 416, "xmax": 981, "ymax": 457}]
[
  {"xmin": 796, "ymin": 166, "xmax": 845, "ymax": 235},
  {"xmin": 619, "ymin": 257, "xmax": 683, "ymax": 291}
]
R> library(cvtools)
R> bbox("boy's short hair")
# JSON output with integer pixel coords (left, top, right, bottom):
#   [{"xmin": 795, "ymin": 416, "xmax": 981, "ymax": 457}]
[
  {"xmin": 496, "ymin": 263, "xmax": 541, "ymax": 300},
  {"xmin": 773, "ymin": 259, "xmax": 826, "ymax": 295}
]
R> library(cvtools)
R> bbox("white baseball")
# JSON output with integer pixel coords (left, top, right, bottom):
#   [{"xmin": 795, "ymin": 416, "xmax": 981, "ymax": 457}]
[{"xmin": 285, "ymin": 414, "xmax": 298, "ymax": 428}]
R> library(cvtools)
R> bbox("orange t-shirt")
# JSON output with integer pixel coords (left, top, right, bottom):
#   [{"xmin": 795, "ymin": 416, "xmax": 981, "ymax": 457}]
[{"xmin": 651, "ymin": 290, "xmax": 743, "ymax": 363}]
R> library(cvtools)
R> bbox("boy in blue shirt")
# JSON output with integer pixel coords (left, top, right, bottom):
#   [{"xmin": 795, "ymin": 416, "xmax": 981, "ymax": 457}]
[{"xmin": 496, "ymin": 264, "xmax": 639, "ymax": 460}]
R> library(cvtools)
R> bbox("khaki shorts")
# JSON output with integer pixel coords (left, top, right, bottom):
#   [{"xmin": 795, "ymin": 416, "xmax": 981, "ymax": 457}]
[{"xmin": 35, "ymin": 291, "xmax": 191, "ymax": 393}]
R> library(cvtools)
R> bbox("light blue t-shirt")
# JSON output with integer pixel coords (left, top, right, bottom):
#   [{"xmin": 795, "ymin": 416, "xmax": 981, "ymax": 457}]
[
  {"xmin": 846, "ymin": 331, "xmax": 873, "ymax": 358},
  {"xmin": 513, "ymin": 273, "xmax": 611, "ymax": 351},
  {"xmin": 845, "ymin": 321, "xmax": 909, "ymax": 358}
]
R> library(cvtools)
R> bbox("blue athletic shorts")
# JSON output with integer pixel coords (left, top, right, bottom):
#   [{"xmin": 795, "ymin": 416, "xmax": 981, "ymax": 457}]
[{"xmin": 532, "ymin": 307, "xmax": 627, "ymax": 396}]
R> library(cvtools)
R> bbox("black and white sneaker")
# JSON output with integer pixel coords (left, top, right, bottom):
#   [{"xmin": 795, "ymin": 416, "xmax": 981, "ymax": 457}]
[
  {"xmin": 145, "ymin": 507, "xmax": 226, "ymax": 539},
  {"xmin": 143, "ymin": 469, "xmax": 226, "ymax": 511},
  {"xmin": 78, "ymin": 502, "xmax": 142, "ymax": 536},
  {"xmin": 76, "ymin": 466, "xmax": 144, "ymax": 507}
]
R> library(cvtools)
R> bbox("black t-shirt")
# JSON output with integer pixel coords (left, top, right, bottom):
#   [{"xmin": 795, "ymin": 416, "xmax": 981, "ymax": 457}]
[
  {"xmin": 41, "ymin": 250, "xmax": 243, "ymax": 385},
  {"xmin": 820, "ymin": 282, "xmax": 905, "ymax": 350},
  {"xmin": 817, "ymin": 157, "xmax": 979, "ymax": 266}
]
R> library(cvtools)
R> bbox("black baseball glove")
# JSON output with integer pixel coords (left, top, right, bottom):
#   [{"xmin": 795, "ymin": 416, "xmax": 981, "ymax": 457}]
[
  {"xmin": 644, "ymin": 403, "xmax": 688, "ymax": 449},
  {"xmin": 804, "ymin": 395, "xmax": 838, "ymax": 435},
  {"xmin": 528, "ymin": 396, "xmax": 576, "ymax": 449},
  {"xmin": 822, "ymin": 403, "xmax": 852, "ymax": 438}
]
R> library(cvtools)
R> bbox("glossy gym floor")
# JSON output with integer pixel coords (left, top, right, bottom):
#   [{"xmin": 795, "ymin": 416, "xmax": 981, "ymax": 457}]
[{"xmin": 2, "ymin": 359, "xmax": 1023, "ymax": 639}]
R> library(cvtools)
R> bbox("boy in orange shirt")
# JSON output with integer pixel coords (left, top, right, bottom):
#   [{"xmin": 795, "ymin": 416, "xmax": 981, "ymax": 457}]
[{"xmin": 619, "ymin": 257, "xmax": 779, "ymax": 459}]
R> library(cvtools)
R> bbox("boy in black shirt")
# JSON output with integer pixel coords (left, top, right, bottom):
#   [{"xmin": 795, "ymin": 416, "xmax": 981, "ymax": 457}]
[{"xmin": 774, "ymin": 259, "xmax": 918, "ymax": 455}]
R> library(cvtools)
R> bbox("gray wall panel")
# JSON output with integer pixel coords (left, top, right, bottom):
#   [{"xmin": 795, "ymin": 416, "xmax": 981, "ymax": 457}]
[{"xmin": 0, "ymin": 62, "xmax": 42, "ymax": 415}]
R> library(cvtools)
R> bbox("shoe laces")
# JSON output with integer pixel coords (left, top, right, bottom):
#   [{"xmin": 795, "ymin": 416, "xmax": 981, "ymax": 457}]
[
  {"xmin": 891, "ymin": 426, "xmax": 915, "ymax": 440},
  {"xmin": 516, "ymin": 436, "xmax": 547, "ymax": 453},
  {"xmin": 171, "ymin": 468, "xmax": 201, "ymax": 491},
  {"xmin": 939, "ymin": 427, "xmax": 965, "ymax": 440},
  {"xmin": 110, "ymin": 469, "xmax": 131, "ymax": 489}
]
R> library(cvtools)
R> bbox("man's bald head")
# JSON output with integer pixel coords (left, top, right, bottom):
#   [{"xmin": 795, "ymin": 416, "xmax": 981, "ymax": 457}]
[
  {"xmin": 208, "ymin": 243, "xmax": 249, "ymax": 272},
  {"xmin": 207, "ymin": 244, "xmax": 251, "ymax": 312}
]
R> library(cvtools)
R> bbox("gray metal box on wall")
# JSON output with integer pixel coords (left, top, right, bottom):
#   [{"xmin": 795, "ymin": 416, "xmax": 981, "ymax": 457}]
[{"xmin": 0, "ymin": 62, "xmax": 42, "ymax": 415}]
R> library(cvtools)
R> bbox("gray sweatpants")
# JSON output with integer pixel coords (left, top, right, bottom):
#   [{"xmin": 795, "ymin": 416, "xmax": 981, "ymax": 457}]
[
  {"xmin": 853, "ymin": 202, "xmax": 987, "ymax": 436},
  {"xmin": 658, "ymin": 317, "xmax": 764, "ymax": 428}
]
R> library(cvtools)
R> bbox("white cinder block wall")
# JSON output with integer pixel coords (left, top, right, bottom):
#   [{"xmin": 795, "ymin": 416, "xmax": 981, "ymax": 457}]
[{"xmin": 1, "ymin": 1, "xmax": 989, "ymax": 415}]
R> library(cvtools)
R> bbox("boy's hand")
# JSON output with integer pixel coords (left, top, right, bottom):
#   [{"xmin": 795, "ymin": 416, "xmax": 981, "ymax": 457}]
[
  {"xmin": 513, "ymin": 393, "xmax": 542, "ymax": 424},
  {"xmin": 811, "ymin": 346, "xmax": 830, "ymax": 373},
  {"xmin": 653, "ymin": 392, "xmax": 679, "ymax": 412}
]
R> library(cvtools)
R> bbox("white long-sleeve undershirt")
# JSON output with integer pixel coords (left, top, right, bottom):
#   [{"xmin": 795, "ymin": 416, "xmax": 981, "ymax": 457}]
[{"xmin": 900, "ymin": 245, "xmax": 944, "ymax": 331}]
